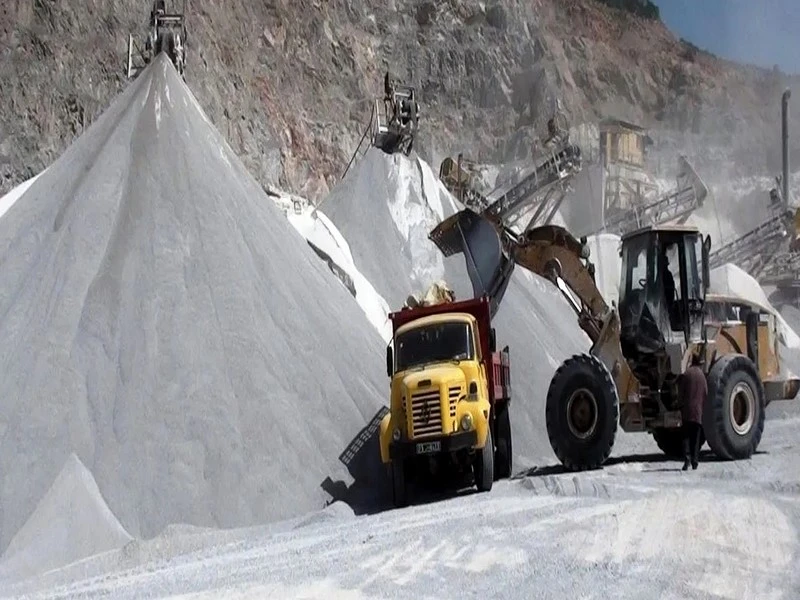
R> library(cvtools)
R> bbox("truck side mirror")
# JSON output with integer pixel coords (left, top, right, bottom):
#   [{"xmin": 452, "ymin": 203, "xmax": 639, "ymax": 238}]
[
  {"xmin": 702, "ymin": 234, "xmax": 711, "ymax": 293},
  {"xmin": 489, "ymin": 328, "xmax": 497, "ymax": 353},
  {"xmin": 386, "ymin": 345, "xmax": 393, "ymax": 378}
]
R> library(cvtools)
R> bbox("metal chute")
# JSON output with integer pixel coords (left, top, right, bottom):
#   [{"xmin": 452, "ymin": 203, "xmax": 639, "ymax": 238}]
[{"xmin": 127, "ymin": 0, "xmax": 188, "ymax": 80}]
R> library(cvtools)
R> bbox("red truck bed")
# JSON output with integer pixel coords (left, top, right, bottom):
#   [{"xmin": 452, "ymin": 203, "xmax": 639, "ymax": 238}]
[{"xmin": 389, "ymin": 296, "xmax": 511, "ymax": 404}]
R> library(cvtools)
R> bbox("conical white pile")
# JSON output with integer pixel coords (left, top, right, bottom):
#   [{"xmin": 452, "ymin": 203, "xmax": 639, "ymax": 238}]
[
  {"xmin": 0, "ymin": 54, "xmax": 388, "ymax": 554},
  {"xmin": 0, "ymin": 454, "xmax": 132, "ymax": 581}
]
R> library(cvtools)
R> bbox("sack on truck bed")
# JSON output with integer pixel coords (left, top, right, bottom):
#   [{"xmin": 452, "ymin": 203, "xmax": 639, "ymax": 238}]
[{"xmin": 404, "ymin": 280, "xmax": 456, "ymax": 308}]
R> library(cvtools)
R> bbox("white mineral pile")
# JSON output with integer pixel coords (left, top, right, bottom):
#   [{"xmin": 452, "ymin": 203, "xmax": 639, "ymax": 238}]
[
  {"xmin": 320, "ymin": 148, "xmax": 656, "ymax": 466},
  {"xmin": 0, "ymin": 170, "xmax": 44, "ymax": 219},
  {"xmin": 281, "ymin": 198, "xmax": 393, "ymax": 342},
  {"xmin": 0, "ymin": 54, "xmax": 388, "ymax": 562},
  {"xmin": 0, "ymin": 454, "xmax": 132, "ymax": 581}
]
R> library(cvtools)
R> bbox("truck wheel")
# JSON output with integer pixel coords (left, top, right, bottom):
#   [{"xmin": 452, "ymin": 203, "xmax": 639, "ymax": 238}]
[
  {"xmin": 494, "ymin": 403, "xmax": 513, "ymax": 479},
  {"xmin": 652, "ymin": 427, "xmax": 706, "ymax": 459},
  {"xmin": 545, "ymin": 354, "xmax": 619, "ymax": 471},
  {"xmin": 474, "ymin": 426, "xmax": 494, "ymax": 492},
  {"xmin": 391, "ymin": 459, "xmax": 408, "ymax": 508},
  {"xmin": 703, "ymin": 354, "xmax": 765, "ymax": 460}
]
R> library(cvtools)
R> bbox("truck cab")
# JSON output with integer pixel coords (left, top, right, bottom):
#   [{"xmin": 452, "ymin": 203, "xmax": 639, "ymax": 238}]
[{"xmin": 379, "ymin": 296, "xmax": 511, "ymax": 508}]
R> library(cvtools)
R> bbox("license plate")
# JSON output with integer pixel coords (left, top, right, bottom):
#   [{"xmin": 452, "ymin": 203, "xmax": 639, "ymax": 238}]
[{"xmin": 416, "ymin": 441, "xmax": 441, "ymax": 454}]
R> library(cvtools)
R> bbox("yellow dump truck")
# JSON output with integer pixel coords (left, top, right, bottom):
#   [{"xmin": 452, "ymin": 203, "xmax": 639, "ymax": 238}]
[{"xmin": 379, "ymin": 295, "xmax": 512, "ymax": 508}]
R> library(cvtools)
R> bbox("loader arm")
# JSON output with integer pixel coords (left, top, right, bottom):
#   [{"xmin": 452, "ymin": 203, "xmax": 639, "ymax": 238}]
[
  {"xmin": 430, "ymin": 211, "xmax": 642, "ymax": 429},
  {"xmin": 509, "ymin": 225, "xmax": 641, "ymax": 425}
]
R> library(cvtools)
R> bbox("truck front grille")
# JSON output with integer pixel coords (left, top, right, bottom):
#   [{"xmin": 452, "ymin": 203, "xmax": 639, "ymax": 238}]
[
  {"xmin": 410, "ymin": 390, "xmax": 441, "ymax": 437},
  {"xmin": 410, "ymin": 385, "xmax": 462, "ymax": 437},
  {"xmin": 448, "ymin": 386, "xmax": 460, "ymax": 417}
]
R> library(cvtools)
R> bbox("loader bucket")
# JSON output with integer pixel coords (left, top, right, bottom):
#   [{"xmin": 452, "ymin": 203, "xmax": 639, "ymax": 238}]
[{"xmin": 429, "ymin": 209, "xmax": 515, "ymax": 317}]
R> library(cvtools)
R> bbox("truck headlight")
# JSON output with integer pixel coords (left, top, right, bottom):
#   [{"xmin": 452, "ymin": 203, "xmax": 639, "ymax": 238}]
[
  {"xmin": 460, "ymin": 414, "xmax": 473, "ymax": 431},
  {"xmin": 392, "ymin": 427, "xmax": 401, "ymax": 441}
]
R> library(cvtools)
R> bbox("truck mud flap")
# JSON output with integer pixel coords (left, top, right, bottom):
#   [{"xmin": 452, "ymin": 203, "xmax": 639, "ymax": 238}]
[{"xmin": 429, "ymin": 209, "xmax": 515, "ymax": 317}]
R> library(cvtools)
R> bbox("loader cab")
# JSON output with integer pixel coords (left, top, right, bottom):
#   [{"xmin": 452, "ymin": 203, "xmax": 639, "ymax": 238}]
[{"xmin": 618, "ymin": 225, "xmax": 711, "ymax": 355}]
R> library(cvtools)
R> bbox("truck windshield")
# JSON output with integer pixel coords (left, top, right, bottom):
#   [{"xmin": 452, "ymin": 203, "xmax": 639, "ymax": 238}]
[{"xmin": 394, "ymin": 322, "xmax": 474, "ymax": 372}]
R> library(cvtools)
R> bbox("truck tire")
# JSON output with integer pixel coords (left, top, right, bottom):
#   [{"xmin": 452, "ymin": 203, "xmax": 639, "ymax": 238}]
[
  {"xmin": 494, "ymin": 403, "xmax": 513, "ymax": 479},
  {"xmin": 474, "ymin": 426, "xmax": 494, "ymax": 492},
  {"xmin": 391, "ymin": 459, "xmax": 408, "ymax": 508},
  {"xmin": 652, "ymin": 427, "xmax": 705, "ymax": 459},
  {"xmin": 703, "ymin": 354, "xmax": 765, "ymax": 460},
  {"xmin": 545, "ymin": 354, "xmax": 619, "ymax": 471}
]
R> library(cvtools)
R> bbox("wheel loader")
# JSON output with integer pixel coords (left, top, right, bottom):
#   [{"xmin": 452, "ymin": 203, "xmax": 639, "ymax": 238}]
[{"xmin": 429, "ymin": 208, "xmax": 800, "ymax": 469}]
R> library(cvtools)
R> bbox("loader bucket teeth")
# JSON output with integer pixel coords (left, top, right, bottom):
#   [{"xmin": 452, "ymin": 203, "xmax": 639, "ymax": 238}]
[{"xmin": 429, "ymin": 209, "xmax": 515, "ymax": 316}]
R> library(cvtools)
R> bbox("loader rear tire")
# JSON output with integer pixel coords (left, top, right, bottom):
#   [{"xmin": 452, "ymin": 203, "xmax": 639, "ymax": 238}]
[
  {"xmin": 494, "ymin": 403, "xmax": 513, "ymax": 479},
  {"xmin": 703, "ymin": 354, "xmax": 765, "ymax": 460},
  {"xmin": 391, "ymin": 459, "xmax": 408, "ymax": 508},
  {"xmin": 474, "ymin": 426, "xmax": 494, "ymax": 492},
  {"xmin": 546, "ymin": 354, "xmax": 619, "ymax": 471}
]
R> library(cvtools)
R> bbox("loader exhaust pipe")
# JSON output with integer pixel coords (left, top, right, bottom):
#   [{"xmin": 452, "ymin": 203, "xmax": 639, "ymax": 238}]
[{"xmin": 783, "ymin": 88, "xmax": 791, "ymax": 204}]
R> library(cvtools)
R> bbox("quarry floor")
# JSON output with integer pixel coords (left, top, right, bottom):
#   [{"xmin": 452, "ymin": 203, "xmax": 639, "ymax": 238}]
[{"xmin": 6, "ymin": 413, "xmax": 800, "ymax": 600}]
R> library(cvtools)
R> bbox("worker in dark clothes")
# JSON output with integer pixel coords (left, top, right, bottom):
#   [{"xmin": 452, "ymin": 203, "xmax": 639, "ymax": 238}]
[
  {"xmin": 678, "ymin": 354, "xmax": 708, "ymax": 470},
  {"xmin": 660, "ymin": 251, "xmax": 677, "ymax": 328}
]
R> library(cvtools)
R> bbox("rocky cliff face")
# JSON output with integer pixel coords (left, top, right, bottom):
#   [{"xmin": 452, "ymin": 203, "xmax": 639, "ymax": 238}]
[{"xmin": 2, "ymin": 0, "xmax": 799, "ymax": 202}]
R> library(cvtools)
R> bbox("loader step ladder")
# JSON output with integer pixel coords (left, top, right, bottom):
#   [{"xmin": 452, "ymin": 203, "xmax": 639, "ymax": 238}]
[{"xmin": 603, "ymin": 156, "xmax": 708, "ymax": 236}]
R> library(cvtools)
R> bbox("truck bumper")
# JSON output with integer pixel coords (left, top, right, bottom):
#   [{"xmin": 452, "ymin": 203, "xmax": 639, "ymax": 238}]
[{"xmin": 389, "ymin": 430, "xmax": 478, "ymax": 461}]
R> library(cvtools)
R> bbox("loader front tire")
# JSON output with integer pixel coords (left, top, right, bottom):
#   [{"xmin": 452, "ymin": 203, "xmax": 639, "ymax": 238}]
[
  {"xmin": 703, "ymin": 354, "xmax": 765, "ymax": 460},
  {"xmin": 546, "ymin": 354, "xmax": 619, "ymax": 471}
]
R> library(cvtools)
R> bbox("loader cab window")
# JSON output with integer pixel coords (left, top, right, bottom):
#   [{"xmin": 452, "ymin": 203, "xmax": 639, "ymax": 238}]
[
  {"xmin": 394, "ymin": 321, "xmax": 475, "ymax": 372},
  {"xmin": 671, "ymin": 233, "xmax": 706, "ymax": 342},
  {"xmin": 619, "ymin": 233, "xmax": 654, "ymax": 298},
  {"xmin": 660, "ymin": 242, "xmax": 681, "ymax": 331},
  {"xmin": 618, "ymin": 232, "xmax": 665, "ymax": 353},
  {"xmin": 619, "ymin": 232, "xmax": 658, "ymax": 309}
]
